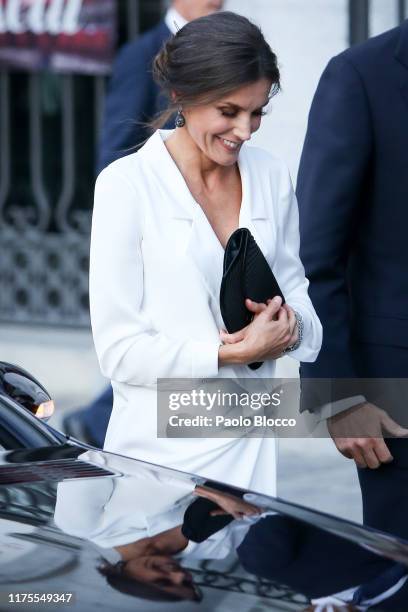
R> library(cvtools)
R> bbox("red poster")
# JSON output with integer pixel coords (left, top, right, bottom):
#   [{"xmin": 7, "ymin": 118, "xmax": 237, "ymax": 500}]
[{"xmin": 0, "ymin": 0, "xmax": 116, "ymax": 74}]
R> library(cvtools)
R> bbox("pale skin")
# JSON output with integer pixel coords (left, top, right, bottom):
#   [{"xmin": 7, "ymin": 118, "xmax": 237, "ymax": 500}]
[
  {"xmin": 172, "ymin": 0, "xmax": 224, "ymax": 22},
  {"xmin": 327, "ymin": 402, "xmax": 408, "ymax": 470},
  {"xmin": 112, "ymin": 486, "xmax": 261, "ymax": 601},
  {"xmin": 194, "ymin": 484, "xmax": 262, "ymax": 519},
  {"xmin": 164, "ymin": 78, "xmax": 299, "ymax": 367}
]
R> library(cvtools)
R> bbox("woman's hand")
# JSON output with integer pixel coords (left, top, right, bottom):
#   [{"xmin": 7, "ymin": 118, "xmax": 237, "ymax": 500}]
[
  {"xmin": 194, "ymin": 485, "xmax": 262, "ymax": 519},
  {"xmin": 218, "ymin": 296, "xmax": 297, "ymax": 366},
  {"xmin": 252, "ymin": 301, "xmax": 298, "ymax": 348},
  {"xmin": 209, "ymin": 495, "xmax": 262, "ymax": 519}
]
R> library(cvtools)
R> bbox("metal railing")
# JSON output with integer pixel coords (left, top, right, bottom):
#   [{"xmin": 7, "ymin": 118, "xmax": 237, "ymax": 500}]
[
  {"xmin": 349, "ymin": 0, "xmax": 369, "ymax": 45},
  {"xmin": 0, "ymin": 0, "xmax": 405, "ymax": 327},
  {"xmin": 0, "ymin": 0, "xmax": 164, "ymax": 326}
]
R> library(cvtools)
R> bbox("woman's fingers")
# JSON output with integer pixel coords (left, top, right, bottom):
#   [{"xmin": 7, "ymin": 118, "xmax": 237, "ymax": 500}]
[
  {"xmin": 277, "ymin": 304, "xmax": 289, "ymax": 322},
  {"xmin": 246, "ymin": 504, "xmax": 262, "ymax": 515},
  {"xmin": 220, "ymin": 297, "xmax": 284, "ymax": 345},
  {"xmin": 220, "ymin": 297, "xmax": 293, "ymax": 362},
  {"xmin": 262, "ymin": 296, "xmax": 283, "ymax": 320},
  {"xmin": 245, "ymin": 298, "xmax": 267, "ymax": 314},
  {"xmin": 242, "ymin": 296, "xmax": 284, "ymax": 319},
  {"xmin": 219, "ymin": 327, "xmax": 247, "ymax": 344}
]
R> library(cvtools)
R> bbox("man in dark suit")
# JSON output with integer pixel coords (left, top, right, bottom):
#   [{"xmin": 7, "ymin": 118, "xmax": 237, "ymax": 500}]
[
  {"xmin": 238, "ymin": 515, "xmax": 408, "ymax": 610},
  {"xmin": 63, "ymin": 0, "xmax": 224, "ymax": 447},
  {"xmin": 297, "ymin": 20, "xmax": 408, "ymax": 539}
]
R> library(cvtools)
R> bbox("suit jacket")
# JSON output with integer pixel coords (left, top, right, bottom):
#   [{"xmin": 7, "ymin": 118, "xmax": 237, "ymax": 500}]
[
  {"xmin": 297, "ymin": 21, "xmax": 408, "ymax": 382},
  {"xmin": 89, "ymin": 129, "xmax": 322, "ymax": 493},
  {"xmin": 238, "ymin": 515, "xmax": 401, "ymax": 606},
  {"xmin": 97, "ymin": 20, "xmax": 173, "ymax": 172}
]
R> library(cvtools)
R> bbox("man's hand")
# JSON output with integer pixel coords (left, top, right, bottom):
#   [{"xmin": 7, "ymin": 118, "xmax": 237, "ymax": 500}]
[{"xmin": 327, "ymin": 402, "xmax": 408, "ymax": 469}]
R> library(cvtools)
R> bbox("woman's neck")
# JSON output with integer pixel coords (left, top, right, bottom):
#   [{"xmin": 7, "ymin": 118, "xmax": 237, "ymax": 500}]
[{"xmin": 165, "ymin": 128, "xmax": 235, "ymax": 190}]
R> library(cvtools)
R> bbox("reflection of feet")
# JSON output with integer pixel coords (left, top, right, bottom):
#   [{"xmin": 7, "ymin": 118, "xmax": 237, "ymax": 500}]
[{"xmin": 62, "ymin": 412, "xmax": 100, "ymax": 447}]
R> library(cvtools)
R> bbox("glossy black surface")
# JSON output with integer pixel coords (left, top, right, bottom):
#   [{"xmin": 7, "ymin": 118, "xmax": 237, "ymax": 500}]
[
  {"xmin": 0, "ymin": 391, "xmax": 66, "ymax": 449},
  {"xmin": 0, "ymin": 362, "xmax": 51, "ymax": 415},
  {"xmin": 0, "ymin": 363, "xmax": 406, "ymax": 610},
  {"xmin": 0, "ymin": 444, "xmax": 406, "ymax": 610}
]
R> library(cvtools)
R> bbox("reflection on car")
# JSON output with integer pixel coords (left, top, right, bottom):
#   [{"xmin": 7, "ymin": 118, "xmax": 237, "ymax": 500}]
[{"xmin": 1, "ymin": 362, "xmax": 408, "ymax": 611}]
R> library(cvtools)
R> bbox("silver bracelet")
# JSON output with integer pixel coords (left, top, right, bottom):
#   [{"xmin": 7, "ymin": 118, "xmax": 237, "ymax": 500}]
[{"xmin": 284, "ymin": 311, "xmax": 303, "ymax": 353}]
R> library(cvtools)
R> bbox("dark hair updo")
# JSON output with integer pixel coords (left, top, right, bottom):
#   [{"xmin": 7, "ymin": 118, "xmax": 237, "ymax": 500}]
[{"xmin": 151, "ymin": 11, "xmax": 280, "ymax": 129}]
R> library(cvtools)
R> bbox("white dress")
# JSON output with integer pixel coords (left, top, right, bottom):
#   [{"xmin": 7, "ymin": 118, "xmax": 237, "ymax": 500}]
[
  {"xmin": 90, "ymin": 129, "xmax": 322, "ymax": 496},
  {"xmin": 54, "ymin": 450, "xmax": 272, "ymax": 562}
]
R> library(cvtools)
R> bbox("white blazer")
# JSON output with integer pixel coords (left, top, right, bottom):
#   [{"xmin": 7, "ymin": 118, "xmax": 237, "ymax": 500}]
[
  {"xmin": 54, "ymin": 451, "xmax": 197, "ymax": 549},
  {"xmin": 54, "ymin": 450, "xmax": 265, "ymax": 562},
  {"xmin": 90, "ymin": 129, "xmax": 322, "ymax": 496}
]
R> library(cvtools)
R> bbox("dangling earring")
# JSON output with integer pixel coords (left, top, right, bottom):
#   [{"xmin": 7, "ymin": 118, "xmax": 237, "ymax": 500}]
[{"xmin": 175, "ymin": 107, "xmax": 186, "ymax": 128}]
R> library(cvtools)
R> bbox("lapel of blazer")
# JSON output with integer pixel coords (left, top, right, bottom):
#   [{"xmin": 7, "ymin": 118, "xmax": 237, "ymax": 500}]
[
  {"xmin": 395, "ymin": 20, "xmax": 408, "ymax": 108},
  {"xmin": 185, "ymin": 144, "xmax": 272, "ymax": 305},
  {"xmin": 185, "ymin": 144, "xmax": 272, "ymax": 306},
  {"xmin": 237, "ymin": 145, "xmax": 270, "ymax": 261},
  {"xmin": 185, "ymin": 210, "xmax": 224, "ymax": 305},
  {"xmin": 183, "ymin": 143, "xmax": 272, "ymax": 305},
  {"xmin": 145, "ymin": 130, "xmax": 224, "ymax": 303},
  {"xmin": 144, "ymin": 132, "xmax": 271, "ymax": 305}
]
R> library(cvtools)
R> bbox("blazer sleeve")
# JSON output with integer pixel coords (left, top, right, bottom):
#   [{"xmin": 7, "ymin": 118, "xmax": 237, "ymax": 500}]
[
  {"xmin": 54, "ymin": 454, "xmax": 114, "ymax": 540},
  {"xmin": 297, "ymin": 54, "xmax": 372, "ymax": 379},
  {"xmin": 89, "ymin": 165, "xmax": 220, "ymax": 385},
  {"xmin": 273, "ymin": 162, "xmax": 322, "ymax": 363},
  {"xmin": 97, "ymin": 39, "xmax": 156, "ymax": 173}
]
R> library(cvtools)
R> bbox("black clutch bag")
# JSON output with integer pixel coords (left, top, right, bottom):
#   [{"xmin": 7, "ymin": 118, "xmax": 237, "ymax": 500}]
[{"xmin": 220, "ymin": 228, "xmax": 285, "ymax": 370}]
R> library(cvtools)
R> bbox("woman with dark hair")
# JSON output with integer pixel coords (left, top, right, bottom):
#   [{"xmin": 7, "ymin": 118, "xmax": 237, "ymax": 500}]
[{"xmin": 90, "ymin": 12, "xmax": 322, "ymax": 496}]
